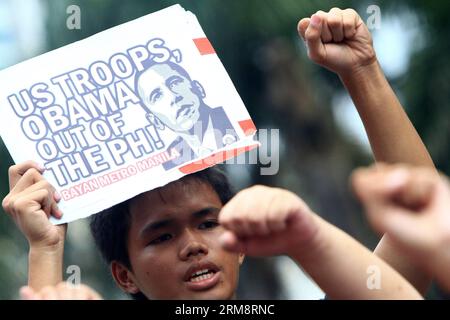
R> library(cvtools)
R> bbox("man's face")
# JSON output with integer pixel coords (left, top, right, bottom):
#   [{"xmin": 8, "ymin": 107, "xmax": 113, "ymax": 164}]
[
  {"xmin": 126, "ymin": 178, "xmax": 242, "ymax": 299},
  {"xmin": 138, "ymin": 64, "xmax": 201, "ymax": 133}
]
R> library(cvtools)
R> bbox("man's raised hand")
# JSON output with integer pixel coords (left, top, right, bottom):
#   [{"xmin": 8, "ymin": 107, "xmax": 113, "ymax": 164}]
[
  {"xmin": 219, "ymin": 185, "xmax": 320, "ymax": 258},
  {"xmin": 298, "ymin": 8, "xmax": 376, "ymax": 76},
  {"xmin": 2, "ymin": 161, "xmax": 66, "ymax": 249},
  {"xmin": 352, "ymin": 164, "xmax": 450, "ymax": 291}
]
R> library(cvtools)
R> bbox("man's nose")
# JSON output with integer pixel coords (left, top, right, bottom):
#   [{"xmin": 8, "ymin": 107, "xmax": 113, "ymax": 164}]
[
  {"xmin": 178, "ymin": 229, "xmax": 209, "ymax": 261},
  {"xmin": 170, "ymin": 94, "xmax": 183, "ymax": 106}
]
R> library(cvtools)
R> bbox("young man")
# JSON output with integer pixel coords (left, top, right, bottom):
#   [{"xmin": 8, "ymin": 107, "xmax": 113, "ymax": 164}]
[
  {"xmin": 2, "ymin": 8, "xmax": 434, "ymax": 298},
  {"xmin": 352, "ymin": 164, "xmax": 450, "ymax": 292}
]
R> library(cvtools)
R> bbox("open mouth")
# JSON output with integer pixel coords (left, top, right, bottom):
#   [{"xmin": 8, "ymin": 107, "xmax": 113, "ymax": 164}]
[
  {"xmin": 184, "ymin": 262, "xmax": 221, "ymax": 291},
  {"xmin": 188, "ymin": 269, "xmax": 217, "ymax": 283}
]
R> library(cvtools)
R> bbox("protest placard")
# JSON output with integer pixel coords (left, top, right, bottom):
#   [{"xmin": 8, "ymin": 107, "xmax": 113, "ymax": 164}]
[{"xmin": 0, "ymin": 4, "xmax": 259, "ymax": 224}]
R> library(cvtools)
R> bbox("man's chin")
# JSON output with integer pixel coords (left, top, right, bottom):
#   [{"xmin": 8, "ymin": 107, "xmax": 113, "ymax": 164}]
[
  {"xmin": 176, "ymin": 120, "xmax": 196, "ymax": 132},
  {"xmin": 181, "ymin": 279, "xmax": 233, "ymax": 300}
]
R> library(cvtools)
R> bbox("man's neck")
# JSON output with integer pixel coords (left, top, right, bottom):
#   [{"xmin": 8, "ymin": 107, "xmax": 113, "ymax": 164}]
[{"xmin": 178, "ymin": 115, "xmax": 216, "ymax": 157}]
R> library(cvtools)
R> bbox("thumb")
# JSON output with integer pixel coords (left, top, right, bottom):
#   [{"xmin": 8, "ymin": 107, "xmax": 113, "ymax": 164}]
[
  {"xmin": 304, "ymin": 14, "xmax": 326, "ymax": 63},
  {"xmin": 20, "ymin": 286, "xmax": 36, "ymax": 300},
  {"xmin": 297, "ymin": 18, "xmax": 310, "ymax": 41}
]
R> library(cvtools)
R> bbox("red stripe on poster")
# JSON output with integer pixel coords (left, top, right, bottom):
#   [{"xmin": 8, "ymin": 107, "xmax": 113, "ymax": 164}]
[
  {"xmin": 193, "ymin": 38, "xmax": 216, "ymax": 55},
  {"xmin": 238, "ymin": 119, "xmax": 257, "ymax": 136}
]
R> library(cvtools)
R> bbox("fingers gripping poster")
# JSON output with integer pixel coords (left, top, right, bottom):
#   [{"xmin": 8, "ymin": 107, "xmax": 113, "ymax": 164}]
[{"xmin": 0, "ymin": 5, "xmax": 259, "ymax": 224}]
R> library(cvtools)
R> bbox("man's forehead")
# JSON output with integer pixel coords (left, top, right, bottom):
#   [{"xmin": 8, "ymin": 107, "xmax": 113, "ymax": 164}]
[
  {"xmin": 139, "ymin": 64, "xmax": 181, "ymax": 83},
  {"xmin": 146, "ymin": 177, "xmax": 205, "ymax": 201},
  {"xmin": 129, "ymin": 177, "xmax": 221, "ymax": 220}
]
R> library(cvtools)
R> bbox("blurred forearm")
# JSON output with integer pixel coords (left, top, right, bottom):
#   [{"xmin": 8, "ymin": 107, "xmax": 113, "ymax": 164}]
[
  {"xmin": 291, "ymin": 216, "xmax": 422, "ymax": 300},
  {"xmin": 372, "ymin": 236, "xmax": 431, "ymax": 295}
]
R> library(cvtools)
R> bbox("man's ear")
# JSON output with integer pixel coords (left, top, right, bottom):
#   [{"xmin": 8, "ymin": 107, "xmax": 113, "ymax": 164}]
[
  {"xmin": 238, "ymin": 253, "xmax": 245, "ymax": 265},
  {"xmin": 111, "ymin": 261, "xmax": 140, "ymax": 294},
  {"xmin": 146, "ymin": 113, "xmax": 165, "ymax": 130},
  {"xmin": 192, "ymin": 80, "xmax": 206, "ymax": 99}
]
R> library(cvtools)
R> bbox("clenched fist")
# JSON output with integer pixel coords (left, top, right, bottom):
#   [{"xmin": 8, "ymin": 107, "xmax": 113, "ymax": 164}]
[
  {"xmin": 352, "ymin": 164, "xmax": 450, "ymax": 291},
  {"xmin": 2, "ymin": 161, "xmax": 65, "ymax": 249},
  {"xmin": 219, "ymin": 185, "xmax": 320, "ymax": 258},
  {"xmin": 298, "ymin": 8, "xmax": 377, "ymax": 76}
]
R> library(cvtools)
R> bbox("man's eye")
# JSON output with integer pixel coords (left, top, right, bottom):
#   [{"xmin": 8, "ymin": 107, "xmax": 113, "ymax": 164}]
[
  {"xmin": 150, "ymin": 89, "xmax": 163, "ymax": 103},
  {"xmin": 199, "ymin": 220, "xmax": 219, "ymax": 230},
  {"xmin": 149, "ymin": 234, "xmax": 172, "ymax": 245},
  {"xmin": 169, "ymin": 78, "xmax": 183, "ymax": 88}
]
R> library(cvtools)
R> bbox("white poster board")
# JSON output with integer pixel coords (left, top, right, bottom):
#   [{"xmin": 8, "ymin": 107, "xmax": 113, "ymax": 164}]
[{"xmin": 0, "ymin": 5, "xmax": 259, "ymax": 224}]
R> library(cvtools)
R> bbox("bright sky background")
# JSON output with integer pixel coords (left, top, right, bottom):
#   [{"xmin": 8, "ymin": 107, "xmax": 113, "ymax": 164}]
[{"xmin": 0, "ymin": 0, "xmax": 46, "ymax": 68}]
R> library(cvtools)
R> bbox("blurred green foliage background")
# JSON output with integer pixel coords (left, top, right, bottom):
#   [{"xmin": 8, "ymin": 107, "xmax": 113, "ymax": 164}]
[{"xmin": 0, "ymin": 0, "xmax": 449, "ymax": 299}]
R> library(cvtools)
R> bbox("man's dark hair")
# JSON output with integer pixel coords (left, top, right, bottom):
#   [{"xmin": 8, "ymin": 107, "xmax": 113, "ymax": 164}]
[{"xmin": 89, "ymin": 166, "xmax": 235, "ymax": 300}]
